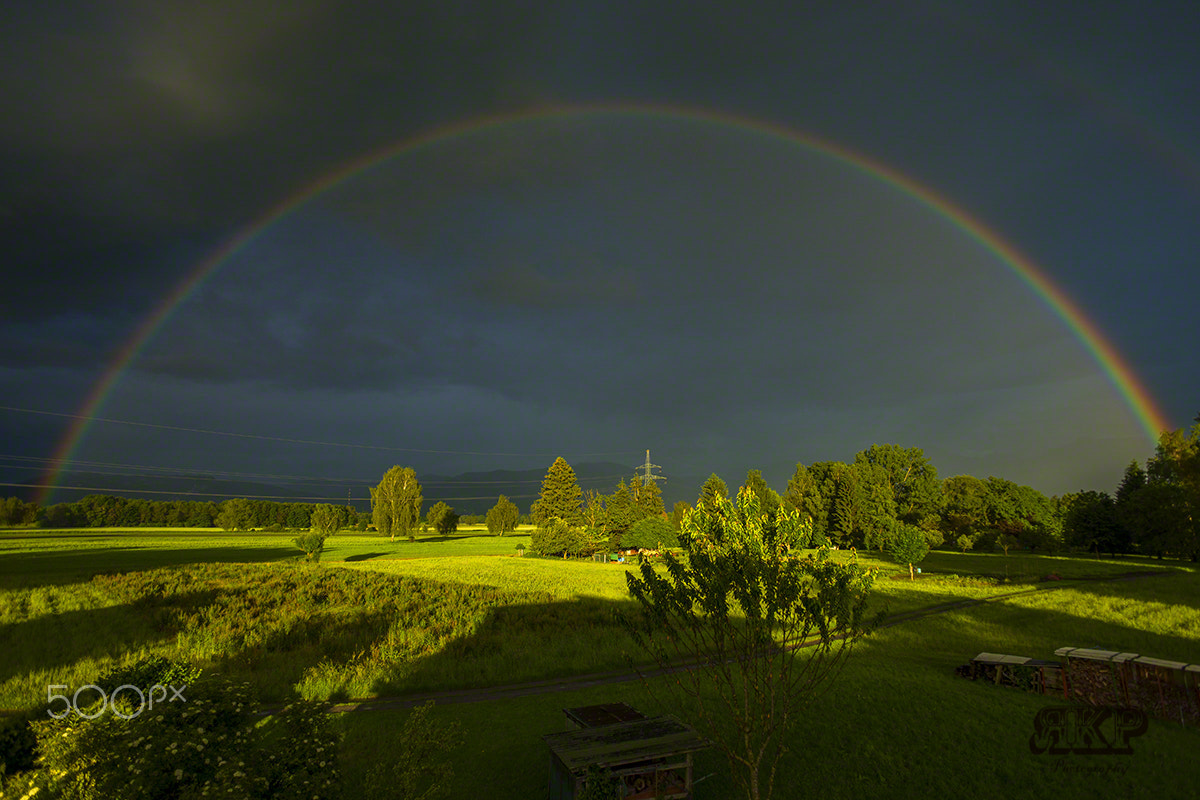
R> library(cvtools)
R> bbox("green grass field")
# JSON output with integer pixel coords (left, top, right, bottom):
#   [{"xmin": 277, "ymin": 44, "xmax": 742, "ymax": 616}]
[{"xmin": 1, "ymin": 527, "xmax": 1197, "ymax": 798}]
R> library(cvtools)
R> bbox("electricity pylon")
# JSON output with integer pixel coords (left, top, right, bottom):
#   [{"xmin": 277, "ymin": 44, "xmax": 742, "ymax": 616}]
[{"xmin": 636, "ymin": 449, "xmax": 666, "ymax": 488}]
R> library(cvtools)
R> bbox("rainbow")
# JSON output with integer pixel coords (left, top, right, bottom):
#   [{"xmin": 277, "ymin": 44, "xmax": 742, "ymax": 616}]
[{"xmin": 37, "ymin": 103, "xmax": 1173, "ymax": 503}]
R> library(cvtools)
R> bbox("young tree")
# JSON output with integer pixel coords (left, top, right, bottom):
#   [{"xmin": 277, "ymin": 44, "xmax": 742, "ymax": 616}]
[
  {"xmin": 371, "ymin": 465, "xmax": 423, "ymax": 542},
  {"xmin": 888, "ymin": 521, "xmax": 930, "ymax": 580},
  {"xmin": 485, "ymin": 494, "xmax": 520, "ymax": 535},
  {"xmin": 625, "ymin": 488, "xmax": 877, "ymax": 800},
  {"xmin": 309, "ymin": 503, "xmax": 344, "ymax": 537},
  {"xmin": 530, "ymin": 457, "xmax": 583, "ymax": 526},
  {"xmin": 293, "ymin": 532, "xmax": 327, "ymax": 562}
]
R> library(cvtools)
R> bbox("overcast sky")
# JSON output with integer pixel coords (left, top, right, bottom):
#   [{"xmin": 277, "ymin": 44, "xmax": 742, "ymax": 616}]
[{"xmin": 3, "ymin": 1, "xmax": 1198, "ymax": 504}]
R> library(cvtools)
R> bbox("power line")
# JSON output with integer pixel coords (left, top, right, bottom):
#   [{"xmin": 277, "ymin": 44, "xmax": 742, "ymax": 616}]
[
  {"xmin": 0, "ymin": 454, "xmax": 629, "ymax": 488},
  {"xmin": 0, "ymin": 405, "xmax": 635, "ymax": 458},
  {"xmin": 0, "ymin": 482, "xmax": 540, "ymax": 503}
]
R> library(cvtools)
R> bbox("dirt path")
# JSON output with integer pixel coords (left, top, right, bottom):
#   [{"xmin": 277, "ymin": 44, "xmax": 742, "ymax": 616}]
[{"xmin": 312, "ymin": 569, "xmax": 1173, "ymax": 715}]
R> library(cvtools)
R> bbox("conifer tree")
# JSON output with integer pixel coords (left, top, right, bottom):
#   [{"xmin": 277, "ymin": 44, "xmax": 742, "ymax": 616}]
[
  {"xmin": 634, "ymin": 474, "xmax": 665, "ymax": 519},
  {"xmin": 697, "ymin": 473, "xmax": 729, "ymax": 513},
  {"xmin": 605, "ymin": 479, "xmax": 639, "ymax": 548},
  {"xmin": 530, "ymin": 457, "xmax": 583, "ymax": 526}
]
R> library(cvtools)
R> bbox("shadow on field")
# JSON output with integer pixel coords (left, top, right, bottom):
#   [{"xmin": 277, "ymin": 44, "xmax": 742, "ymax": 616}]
[
  {"xmin": 343, "ymin": 552, "xmax": 391, "ymax": 562},
  {"xmin": 363, "ymin": 593, "xmax": 642, "ymax": 699},
  {"xmin": 0, "ymin": 546, "xmax": 298, "ymax": 591},
  {"xmin": 208, "ymin": 607, "xmax": 397, "ymax": 702},
  {"xmin": 0, "ymin": 590, "xmax": 217, "ymax": 691}
]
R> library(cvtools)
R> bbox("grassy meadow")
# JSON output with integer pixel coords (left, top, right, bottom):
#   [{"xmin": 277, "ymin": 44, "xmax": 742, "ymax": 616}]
[{"xmin": 1, "ymin": 526, "xmax": 1198, "ymax": 798}]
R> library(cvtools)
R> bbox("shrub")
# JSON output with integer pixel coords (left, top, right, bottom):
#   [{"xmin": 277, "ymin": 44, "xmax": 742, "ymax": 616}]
[
  {"xmin": 293, "ymin": 532, "xmax": 327, "ymax": 562},
  {"xmin": 530, "ymin": 518, "xmax": 601, "ymax": 557},
  {"xmin": 3, "ymin": 667, "xmax": 341, "ymax": 800}
]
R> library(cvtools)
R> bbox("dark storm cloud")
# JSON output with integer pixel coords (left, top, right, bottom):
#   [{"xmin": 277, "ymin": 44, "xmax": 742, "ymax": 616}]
[
  {"xmin": 3, "ymin": 1, "xmax": 1197, "ymax": 500},
  {"xmin": 462, "ymin": 263, "xmax": 640, "ymax": 309}
]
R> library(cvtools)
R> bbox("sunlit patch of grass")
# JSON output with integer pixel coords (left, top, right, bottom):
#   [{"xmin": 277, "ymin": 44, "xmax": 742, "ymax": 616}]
[{"xmin": 338, "ymin": 554, "xmax": 635, "ymax": 600}]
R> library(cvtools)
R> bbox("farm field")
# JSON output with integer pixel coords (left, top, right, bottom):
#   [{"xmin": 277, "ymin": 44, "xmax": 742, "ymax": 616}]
[{"xmin": 1, "ymin": 527, "xmax": 1198, "ymax": 798}]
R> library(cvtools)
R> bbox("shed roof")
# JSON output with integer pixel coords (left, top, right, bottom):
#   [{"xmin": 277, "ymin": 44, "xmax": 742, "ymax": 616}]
[
  {"xmin": 563, "ymin": 702, "xmax": 647, "ymax": 728},
  {"xmin": 542, "ymin": 715, "xmax": 710, "ymax": 773}
]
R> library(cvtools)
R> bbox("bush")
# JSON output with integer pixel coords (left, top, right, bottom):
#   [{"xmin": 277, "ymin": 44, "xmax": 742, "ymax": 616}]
[
  {"xmin": 621, "ymin": 516, "xmax": 679, "ymax": 551},
  {"xmin": 2, "ymin": 667, "xmax": 341, "ymax": 799},
  {"xmin": 95, "ymin": 655, "xmax": 201, "ymax": 698},
  {"xmin": 293, "ymin": 532, "xmax": 327, "ymax": 562},
  {"xmin": 530, "ymin": 519, "xmax": 602, "ymax": 557}
]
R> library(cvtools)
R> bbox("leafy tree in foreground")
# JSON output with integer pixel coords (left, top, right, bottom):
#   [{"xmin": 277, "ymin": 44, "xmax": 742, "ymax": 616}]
[
  {"xmin": 888, "ymin": 521, "xmax": 929, "ymax": 580},
  {"xmin": 485, "ymin": 494, "xmax": 520, "ymax": 535},
  {"xmin": 371, "ymin": 465, "xmax": 423, "ymax": 542},
  {"xmin": 625, "ymin": 488, "xmax": 877, "ymax": 800},
  {"xmin": 531, "ymin": 457, "xmax": 584, "ymax": 526}
]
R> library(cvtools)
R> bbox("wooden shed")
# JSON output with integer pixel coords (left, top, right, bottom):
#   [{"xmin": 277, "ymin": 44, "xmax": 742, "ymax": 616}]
[{"xmin": 543, "ymin": 712, "xmax": 710, "ymax": 800}]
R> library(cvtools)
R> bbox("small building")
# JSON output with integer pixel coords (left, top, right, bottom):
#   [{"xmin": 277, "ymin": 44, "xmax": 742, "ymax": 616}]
[{"xmin": 543, "ymin": 706, "xmax": 710, "ymax": 800}]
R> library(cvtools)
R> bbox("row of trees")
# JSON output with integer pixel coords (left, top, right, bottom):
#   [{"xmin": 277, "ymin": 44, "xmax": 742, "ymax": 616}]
[
  {"xmin": 1059, "ymin": 416, "xmax": 1200, "ymax": 559},
  {"xmin": 519, "ymin": 423, "xmax": 1199, "ymax": 562},
  {"xmin": 2, "ymin": 495, "xmax": 223, "ymax": 529}
]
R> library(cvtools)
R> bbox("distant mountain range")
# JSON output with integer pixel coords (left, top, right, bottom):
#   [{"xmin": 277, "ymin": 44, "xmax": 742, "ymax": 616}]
[{"xmin": 30, "ymin": 462, "xmax": 709, "ymax": 515}]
